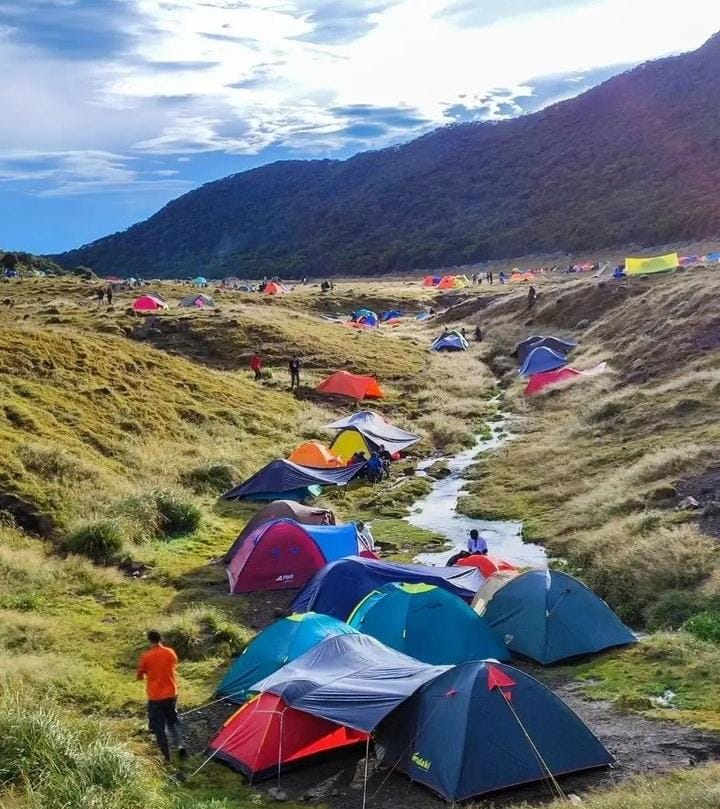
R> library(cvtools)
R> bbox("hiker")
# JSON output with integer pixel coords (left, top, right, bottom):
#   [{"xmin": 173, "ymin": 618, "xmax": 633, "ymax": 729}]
[
  {"xmin": 289, "ymin": 355, "xmax": 301, "ymax": 389},
  {"xmin": 356, "ymin": 520, "xmax": 375, "ymax": 552},
  {"xmin": 366, "ymin": 451, "xmax": 384, "ymax": 484},
  {"xmin": 471, "ymin": 273, "xmax": 477, "ymax": 285},
  {"xmin": 527, "ymin": 285, "xmax": 538, "ymax": 310},
  {"xmin": 377, "ymin": 445, "xmax": 392, "ymax": 478},
  {"xmin": 96, "ymin": 287, "xmax": 105, "ymax": 304},
  {"xmin": 249, "ymin": 353, "xmax": 263, "ymax": 380},
  {"xmin": 350, "ymin": 450, "xmax": 367, "ymax": 466},
  {"xmin": 487, "ymin": 270, "xmax": 493, "ymax": 284},
  {"xmin": 441, "ymin": 327, "xmax": 449, "ymax": 339},
  {"xmin": 136, "ymin": 630, "xmax": 186, "ymax": 763},
  {"xmin": 468, "ymin": 528, "xmax": 488, "ymax": 555},
  {"xmin": 475, "ymin": 325, "xmax": 483, "ymax": 342},
  {"xmin": 106, "ymin": 286, "xmax": 113, "ymax": 305},
  {"xmin": 461, "ymin": 327, "xmax": 467, "ymax": 338}
]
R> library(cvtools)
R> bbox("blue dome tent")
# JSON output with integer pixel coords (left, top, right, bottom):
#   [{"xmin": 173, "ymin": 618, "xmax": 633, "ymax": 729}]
[
  {"xmin": 347, "ymin": 582, "xmax": 509, "ymax": 663},
  {"xmin": 519, "ymin": 346, "xmax": 569, "ymax": 376},
  {"xmin": 474, "ymin": 570, "xmax": 636, "ymax": 664},
  {"xmin": 216, "ymin": 613, "xmax": 357, "ymax": 704},
  {"xmin": 516, "ymin": 335, "xmax": 577, "ymax": 363},
  {"xmin": 290, "ymin": 556, "xmax": 482, "ymax": 621},
  {"xmin": 431, "ymin": 331, "xmax": 469, "ymax": 351},
  {"xmin": 376, "ymin": 660, "xmax": 612, "ymax": 801}
]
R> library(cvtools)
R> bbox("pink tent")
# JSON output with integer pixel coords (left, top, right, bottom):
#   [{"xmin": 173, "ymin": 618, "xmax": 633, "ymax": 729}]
[{"xmin": 132, "ymin": 295, "xmax": 167, "ymax": 312}]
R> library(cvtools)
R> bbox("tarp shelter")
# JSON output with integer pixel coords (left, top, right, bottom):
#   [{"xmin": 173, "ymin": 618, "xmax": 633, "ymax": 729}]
[
  {"xmin": 132, "ymin": 295, "xmax": 167, "ymax": 312},
  {"xmin": 222, "ymin": 500, "xmax": 336, "ymax": 564},
  {"xmin": 519, "ymin": 346, "xmax": 569, "ymax": 377},
  {"xmin": 222, "ymin": 459, "xmax": 363, "ymax": 501},
  {"xmin": 326, "ymin": 411, "xmax": 420, "ymax": 457},
  {"xmin": 179, "ymin": 293, "xmax": 214, "ymax": 308},
  {"xmin": 315, "ymin": 371, "xmax": 384, "ymax": 400},
  {"xmin": 290, "ymin": 556, "xmax": 483, "ymax": 621},
  {"xmin": 474, "ymin": 570, "xmax": 637, "ymax": 664},
  {"xmin": 225, "ymin": 519, "xmax": 364, "ymax": 593},
  {"xmin": 264, "ymin": 281, "xmax": 287, "ymax": 295},
  {"xmin": 516, "ymin": 335, "xmax": 577, "ymax": 364},
  {"xmin": 457, "ymin": 554, "xmax": 518, "ymax": 577},
  {"xmin": 191, "ymin": 276, "xmax": 208, "ymax": 286},
  {"xmin": 347, "ymin": 583, "xmax": 509, "ymax": 664},
  {"xmin": 375, "ymin": 661, "xmax": 612, "ymax": 801},
  {"xmin": 253, "ymin": 633, "xmax": 450, "ymax": 733},
  {"xmin": 216, "ymin": 613, "xmax": 357, "ymax": 704},
  {"xmin": 625, "ymin": 253, "xmax": 679, "ymax": 275},
  {"xmin": 431, "ymin": 331, "xmax": 469, "ymax": 351},
  {"xmin": 206, "ymin": 692, "xmax": 367, "ymax": 781},
  {"xmin": 525, "ymin": 367, "xmax": 582, "ymax": 396},
  {"xmin": 288, "ymin": 441, "xmax": 344, "ymax": 468}
]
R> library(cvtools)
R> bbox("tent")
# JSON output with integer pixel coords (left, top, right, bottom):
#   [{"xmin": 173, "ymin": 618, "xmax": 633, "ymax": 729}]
[
  {"xmin": 525, "ymin": 367, "xmax": 582, "ymax": 396},
  {"xmin": 516, "ymin": 335, "xmax": 577, "ymax": 363},
  {"xmin": 221, "ymin": 458, "xmax": 363, "ymax": 501},
  {"xmin": 264, "ymin": 281, "xmax": 287, "ymax": 295},
  {"xmin": 206, "ymin": 692, "xmax": 367, "ymax": 781},
  {"xmin": 132, "ymin": 295, "xmax": 167, "ymax": 312},
  {"xmin": 290, "ymin": 556, "xmax": 483, "ymax": 620},
  {"xmin": 347, "ymin": 583, "xmax": 509, "ymax": 664},
  {"xmin": 253, "ymin": 633, "xmax": 450, "ymax": 733},
  {"xmin": 375, "ymin": 661, "xmax": 612, "ymax": 801},
  {"xmin": 625, "ymin": 253, "xmax": 679, "ymax": 275},
  {"xmin": 707, "ymin": 252, "xmax": 720, "ymax": 263},
  {"xmin": 288, "ymin": 441, "xmax": 344, "ymax": 468},
  {"xmin": 315, "ymin": 371, "xmax": 384, "ymax": 400},
  {"xmin": 216, "ymin": 612, "xmax": 357, "ymax": 704},
  {"xmin": 326, "ymin": 411, "xmax": 420, "ymax": 458},
  {"xmin": 191, "ymin": 276, "xmax": 208, "ymax": 286},
  {"xmin": 380, "ymin": 310, "xmax": 402, "ymax": 321},
  {"xmin": 225, "ymin": 519, "xmax": 364, "ymax": 593},
  {"xmin": 352, "ymin": 308, "xmax": 378, "ymax": 327},
  {"xmin": 422, "ymin": 276, "xmax": 436, "ymax": 287},
  {"xmin": 456, "ymin": 554, "xmax": 518, "ymax": 577},
  {"xmin": 179, "ymin": 293, "xmax": 214, "ymax": 308},
  {"xmin": 431, "ymin": 331, "xmax": 469, "ymax": 351},
  {"xmin": 437, "ymin": 275, "xmax": 461, "ymax": 290},
  {"xmin": 519, "ymin": 346, "xmax": 569, "ymax": 376},
  {"xmin": 474, "ymin": 570, "xmax": 637, "ymax": 664}
]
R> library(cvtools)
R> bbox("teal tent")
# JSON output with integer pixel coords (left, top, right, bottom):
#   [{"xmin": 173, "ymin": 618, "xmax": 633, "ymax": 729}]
[
  {"xmin": 216, "ymin": 612, "xmax": 357, "ymax": 704},
  {"xmin": 347, "ymin": 582, "xmax": 509, "ymax": 664}
]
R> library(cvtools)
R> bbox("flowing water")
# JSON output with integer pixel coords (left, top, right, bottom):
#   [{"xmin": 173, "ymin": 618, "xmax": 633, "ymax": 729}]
[{"xmin": 408, "ymin": 419, "xmax": 547, "ymax": 568}]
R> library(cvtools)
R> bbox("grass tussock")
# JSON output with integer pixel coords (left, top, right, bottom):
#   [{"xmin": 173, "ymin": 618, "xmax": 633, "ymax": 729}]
[{"xmin": 157, "ymin": 605, "xmax": 250, "ymax": 662}]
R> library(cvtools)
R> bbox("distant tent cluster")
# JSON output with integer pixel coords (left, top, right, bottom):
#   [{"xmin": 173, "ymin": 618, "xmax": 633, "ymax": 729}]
[{"xmin": 422, "ymin": 274, "xmax": 469, "ymax": 290}]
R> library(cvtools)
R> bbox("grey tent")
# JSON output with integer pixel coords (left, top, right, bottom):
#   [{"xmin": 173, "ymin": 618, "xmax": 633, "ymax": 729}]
[
  {"xmin": 516, "ymin": 336, "xmax": 577, "ymax": 364},
  {"xmin": 325, "ymin": 410, "xmax": 420, "ymax": 455}
]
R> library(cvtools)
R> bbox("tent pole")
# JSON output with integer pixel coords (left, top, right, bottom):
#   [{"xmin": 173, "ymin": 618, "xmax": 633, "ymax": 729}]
[{"xmin": 361, "ymin": 735, "xmax": 371, "ymax": 809}]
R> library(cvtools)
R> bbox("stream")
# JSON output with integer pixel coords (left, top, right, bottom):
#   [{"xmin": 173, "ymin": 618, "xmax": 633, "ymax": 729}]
[{"xmin": 408, "ymin": 418, "xmax": 547, "ymax": 568}]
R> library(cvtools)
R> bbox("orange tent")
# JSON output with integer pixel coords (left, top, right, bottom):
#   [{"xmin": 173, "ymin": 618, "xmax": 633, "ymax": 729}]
[
  {"xmin": 437, "ymin": 275, "xmax": 458, "ymax": 290},
  {"xmin": 289, "ymin": 441, "xmax": 345, "ymax": 468},
  {"xmin": 264, "ymin": 281, "xmax": 286, "ymax": 295},
  {"xmin": 422, "ymin": 275, "xmax": 436, "ymax": 287},
  {"xmin": 315, "ymin": 371, "xmax": 385, "ymax": 400}
]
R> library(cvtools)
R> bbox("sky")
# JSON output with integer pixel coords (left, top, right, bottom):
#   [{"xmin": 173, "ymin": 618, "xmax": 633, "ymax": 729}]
[{"xmin": 2, "ymin": 0, "xmax": 720, "ymax": 255}]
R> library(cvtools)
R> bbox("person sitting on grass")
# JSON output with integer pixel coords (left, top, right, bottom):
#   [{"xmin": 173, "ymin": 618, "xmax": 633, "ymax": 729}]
[{"xmin": 136, "ymin": 630, "xmax": 186, "ymax": 764}]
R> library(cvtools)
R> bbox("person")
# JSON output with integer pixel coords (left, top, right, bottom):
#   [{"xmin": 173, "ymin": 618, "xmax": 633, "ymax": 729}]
[
  {"xmin": 487, "ymin": 270, "xmax": 494, "ymax": 285},
  {"xmin": 96, "ymin": 287, "xmax": 105, "ymax": 304},
  {"xmin": 468, "ymin": 528, "xmax": 488, "ymax": 555},
  {"xmin": 461, "ymin": 327, "xmax": 467, "ymax": 338},
  {"xmin": 136, "ymin": 630, "xmax": 186, "ymax": 763},
  {"xmin": 350, "ymin": 450, "xmax": 367, "ymax": 466},
  {"xmin": 527, "ymin": 286, "xmax": 538, "ymax": 310},
  {"xmin": 498, "ymin": 271, "xmax": 507, "ymax": 285},
  {"xmin": 377, "ymin": 445, "xmax": 392, "ymax": 479},
  {"xmin": 249, "ymin": 353, "xmax": 263, "ymax": 380},
  {"xmin": 474, "ymin": 325, "xmax": 483, "ymax": 342},
  {"xmin": 356, "ymin": 520, "xmax": 375, "ymax": 552},
  {"xmin": 289, "ymin": 355, "xmax": 301, "ymax": 389},
  {"xmin": 366, "ymin": 451, "xmax": 384, "ymax": 483},
  {"xmin": 471, "ymin": 273, "xmax": 477, "ymax": 285},
  {"xmin": 106, "ymin": 286, "xmax": 113, "ymax": 305}
]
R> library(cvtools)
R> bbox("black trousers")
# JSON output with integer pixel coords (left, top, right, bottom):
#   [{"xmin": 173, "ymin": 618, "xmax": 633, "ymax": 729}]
[
  {"xmin": 290, "ymin": 371, "xmax": 300, "ymax": 388},
  {"xmin": 147, "ymin": 697, "xmax": 183, "ymax": 761}
]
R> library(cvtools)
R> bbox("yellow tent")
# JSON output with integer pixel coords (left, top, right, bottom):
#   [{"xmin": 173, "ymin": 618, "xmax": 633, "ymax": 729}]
[
  {"xmin": 625, "ymin": 253, "xmax": 679, "ymax": 275},
  {"xmin": 330, "ymin": 428, "xmax": 372, "ymax": 463}
]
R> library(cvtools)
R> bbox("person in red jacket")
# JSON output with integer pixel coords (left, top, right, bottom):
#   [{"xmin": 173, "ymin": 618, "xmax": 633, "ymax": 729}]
[
  {"xmin": 249, "ymin": 353, "xmax": 263, "ymax": 380},
  {"xmin": 136, "ymin": 630, "xmax": 186, "ymax": 763}
]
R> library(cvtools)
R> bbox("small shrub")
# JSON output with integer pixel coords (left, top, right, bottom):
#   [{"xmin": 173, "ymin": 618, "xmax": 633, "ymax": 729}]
[
  {"xmin": 159, "ymin": 605, "xmax": 248, "ymax": 661},
  {"xmin": 684, "ymin": 611, "xmax": 720, "ymax": 644},
  {"xmin": 181, "ymin": 462, "xmax": 237, "ymax": 494},
  {"xmin": 155, "ymin": 492, "xmax": 201, "ymax": 536},
  {"xmin": 63, "ymin": 521, "xmax": 124, "ymax": 563},
  {"xmin": 645, "ymin": 590, "xmax": 708, "ymax": 630},
  {"xmin": 3, "ymin": 403, "xmax": 38, "ymax": 430}
]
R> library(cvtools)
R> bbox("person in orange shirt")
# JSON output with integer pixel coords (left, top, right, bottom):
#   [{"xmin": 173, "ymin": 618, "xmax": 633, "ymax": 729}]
[{"xmin": 136, "ymin": 629, "xmax": 186, "ymax": 763}]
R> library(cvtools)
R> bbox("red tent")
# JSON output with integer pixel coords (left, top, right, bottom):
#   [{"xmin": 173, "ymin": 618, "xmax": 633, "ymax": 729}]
[
  {"xmin": 422, "ymin": 275, "xmax": 436, "ymax": 287},
  {"xmin": 457, "ymin": 554, "xmax": 518, "ymax": 577},
  {"xmin": 132, "ymin": 295, "xmax": 167, "ymax": 312},
  {"xmin": 264, "ymin": 281, "xmax": 286, "ymax": 295},
  {"xmin": 226, "ymin": 520, "xmax": 327, "ymax": 593},
  {"xmin": 207, "ymin": 692, "xmax": 367, "ymax": 781},
  {"xmin": 524, "ymin": 367, "xmax": 581, "ymax": 396},
  {"xmin": 315, "ymin": 371, "xmax": 384, "ymax": 400}
]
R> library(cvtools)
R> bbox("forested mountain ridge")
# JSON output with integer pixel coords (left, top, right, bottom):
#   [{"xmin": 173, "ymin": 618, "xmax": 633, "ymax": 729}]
[{"xmin": 57, "ymin": 33, "xmax": 720, "ymax": 279}]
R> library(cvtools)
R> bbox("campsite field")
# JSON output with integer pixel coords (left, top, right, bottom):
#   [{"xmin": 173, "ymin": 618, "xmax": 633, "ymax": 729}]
[{"xmin": 0, "ymin": 271, "xmax": 719, "ymax": 809}]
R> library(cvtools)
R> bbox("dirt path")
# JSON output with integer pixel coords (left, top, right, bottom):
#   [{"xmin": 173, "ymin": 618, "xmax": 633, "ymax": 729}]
[{"xmin": 183, "ymin": 671, "xmax": 720, "ymax": 808}]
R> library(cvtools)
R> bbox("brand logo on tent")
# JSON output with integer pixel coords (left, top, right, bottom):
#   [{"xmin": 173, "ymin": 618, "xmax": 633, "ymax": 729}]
[
  {"xmin": 411, "ymin": 753, "xmax": 431, "ymax": 771},
  {"xmin": 275, "ymin": 574, "xmax": 295, "ymax": 583}
]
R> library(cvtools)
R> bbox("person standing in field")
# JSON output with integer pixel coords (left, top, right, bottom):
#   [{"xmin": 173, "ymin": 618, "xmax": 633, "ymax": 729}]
[
  {"xmin": 527, "ymin": 285, "xmax": 538, "ymax": 310},
  {"xmin": 249, "ymin": 352, "xmax": 263, "ymax": 380},
  {"xmin": 136, "ymin": 630, "xmax": 186, "ymax": 763},
  {"xmin": 289, "ymin": 355, "xmax": 301, "ymax": 389}
]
